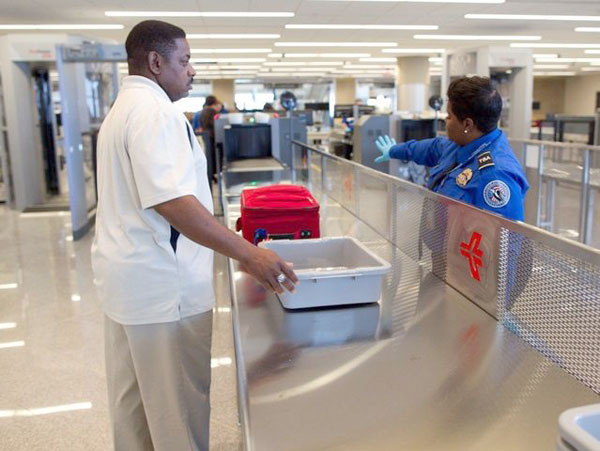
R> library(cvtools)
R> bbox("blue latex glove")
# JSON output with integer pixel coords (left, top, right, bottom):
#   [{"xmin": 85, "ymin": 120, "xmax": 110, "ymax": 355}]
[{"xmin": 374, "ymin": 135, "xmax": 397, "ymax": 163}]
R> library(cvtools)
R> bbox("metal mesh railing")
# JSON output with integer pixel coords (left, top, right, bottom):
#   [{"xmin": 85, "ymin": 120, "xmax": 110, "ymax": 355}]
[{"xmin": 498, "ymin": 228, "xmax": 600, "ymax": 392}]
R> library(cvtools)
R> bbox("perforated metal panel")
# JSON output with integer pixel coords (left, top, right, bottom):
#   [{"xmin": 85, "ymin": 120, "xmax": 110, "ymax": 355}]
[
  {"xmin": 498, "ymin": 229, "xmax": 600, "ymax": 393},
  {"xmin": 303, "ymin": 141, "xmax": 600, "ymax": 393}
]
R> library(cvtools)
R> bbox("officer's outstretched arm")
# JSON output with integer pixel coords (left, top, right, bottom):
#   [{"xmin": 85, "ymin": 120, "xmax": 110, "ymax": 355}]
[{"xmin": 472, "ymin": 171, "xmax": 524, "ymax": 222}]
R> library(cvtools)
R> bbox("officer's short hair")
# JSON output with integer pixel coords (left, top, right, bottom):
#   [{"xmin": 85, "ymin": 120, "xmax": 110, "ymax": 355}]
[
  {"xmin": 125, "ymin": 20, "xmax": 186, "ymax": 71},
  {"xmin": 447, "ymin": 76, "xmax": 502, "ymax": 134}
]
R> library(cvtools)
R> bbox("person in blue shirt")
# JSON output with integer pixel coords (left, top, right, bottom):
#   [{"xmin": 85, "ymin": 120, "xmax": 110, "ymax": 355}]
[{"xmin": 375, "ymin": 76, "xmax": 529, "ymax": 221}]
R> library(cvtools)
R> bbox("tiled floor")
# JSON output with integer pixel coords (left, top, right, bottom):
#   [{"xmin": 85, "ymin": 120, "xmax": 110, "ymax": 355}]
[{"xmin": 0, "ymin": 206, "xmax": 241, "ymax": 450}]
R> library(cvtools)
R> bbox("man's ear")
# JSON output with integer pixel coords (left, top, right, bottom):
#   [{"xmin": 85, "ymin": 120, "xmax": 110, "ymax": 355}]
[{"xmin": 147, "ymin": 51, "xmax": 162, "ymax": 76}]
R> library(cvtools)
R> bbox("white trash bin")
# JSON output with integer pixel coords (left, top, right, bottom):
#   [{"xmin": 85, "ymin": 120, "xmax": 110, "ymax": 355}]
[{"xmin": 260, "ymin": 236, "xmax": 391, "ymax": 309}]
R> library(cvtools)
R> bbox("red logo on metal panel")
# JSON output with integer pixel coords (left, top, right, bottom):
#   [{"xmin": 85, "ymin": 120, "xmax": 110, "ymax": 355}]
[{"xmin": 460, "ymin": 232, "xmax": 484, "ymax": 281}]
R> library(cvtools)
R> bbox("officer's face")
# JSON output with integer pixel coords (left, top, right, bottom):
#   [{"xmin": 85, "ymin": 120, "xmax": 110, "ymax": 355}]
[
  {"xmin": 446, "ymin": 101, "xmax": 468, "ymax": 146},
  {"xmin": 157, "ymin": 38, "xmax": 196, "ymax": 102}
]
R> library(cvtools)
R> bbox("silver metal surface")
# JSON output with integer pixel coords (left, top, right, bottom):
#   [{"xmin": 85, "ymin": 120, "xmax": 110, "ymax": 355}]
[
  {"xmin": 226, "ymin": 142, "xmax": 600, "ymax": 450},
  {"xmin": 226, "ymin": 157, "xmax": 285, "ymax": 172},
  {"xmin": 580, "ymin": 149, "xmax": 592, "ymax": 245},
  {"xmin": 227, "ymin": 193, "xmax": 598, "ymax": 451}
]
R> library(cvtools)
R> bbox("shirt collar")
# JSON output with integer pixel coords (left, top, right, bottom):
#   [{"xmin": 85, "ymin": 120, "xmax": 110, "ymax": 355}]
[
  {"xmin": 121, "ymin": 75, "xmax": 172, "ymax": 103},
  {"xmin": 457, "ymin": 128, "xmax": 502, "ymax": 164}
]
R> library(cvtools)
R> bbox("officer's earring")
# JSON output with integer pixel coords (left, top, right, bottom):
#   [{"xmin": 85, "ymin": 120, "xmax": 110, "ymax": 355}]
[{"xmin": 464, "ymin": 129, "xmax": 468, "ymax": 134}]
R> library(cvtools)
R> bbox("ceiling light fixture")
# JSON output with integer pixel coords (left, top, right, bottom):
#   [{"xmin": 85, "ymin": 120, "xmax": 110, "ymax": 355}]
[
  {"xmin": 275, "ymin": 42, "xmax": 397, "ymax": 47},
  {"xmin": 584, "ymin": 50, "xmax": 600, "ymax": 54},
  {"xmin": 190, "ymin": 58, "xmax": 266, "ymax": 63},
  {"xmin": 264, "ymin": 61, "xmax": 344, "ymax": 66},
  {"xmin": 581, "ymin": 67, "xmax": 600, "ymax": 71},
  {"xmin": 271, "ymin": 67, "xmax": 336, "ymax": 72},
  {"xmin": 415, "ymin": 34, "xmax": 541, "ymax": 41},
  {"xmin": 533, "ymin": 71, "xmax": 576, "ymax": 76},
  {"xmin": 0, "ymin": 340, "xmax": 25, "ymax": 349},
  {"xmin": 284, "ymin": 53, "xmax": 371, "ymax": 58},
  {"xmin": 285, "ymin": 24, "xmax": 438, "ymax": 30},
  {"xmin": 465, "ymin": 13, "xmax": 600, "ymax": 21},
  {"xmin": 535, "ymin": 58, "xmax": 600, "ymax": 63},
  {"xmin": 382, "ymin": 48, "xmax": 445, "ymax": 53},
  {"xmin": 512, "ymin": 43, "xmax": 600, "ymax": 49},
  {"xmin": 533, "ymin": 53, "xmax": 559, "ymax": 58},
  {"xmin": 0, "ymin": 283, "xmax": 18, "ymax": 289},
  {"xmin": 193, "ymin": 65, "xmax": 262, "ymax": 70},
  {"xmin": 575, "ymin": 27, "xmax": 600, "ymax": 32},
  {"xmin": 260, "ymin": 73, "xmax": 328, "ymax": 77},
  {"xmin": 187, "ymin": 34, "xmax": 281, "ymax": 39},
  {"xmin": 0, "ymin": 24, "xmax": 124, "ymax": 30},
  {"xmin": 343, "ymin": 64, "xmax": 395, "ymax": 69},
  {"xmin": 105, "ymin": 11, "xmax": 295, "ymax": 18},
  {"xmin": 190, "ymin": 49, "xmax": 272, "ymax": 54},
  {"xmin": 534, "ymin": 64, "xmax": 571, "ymax": 69},
  {"xmin": 360, "ymin": 57, "xmax": 397, "ymax": 62}
]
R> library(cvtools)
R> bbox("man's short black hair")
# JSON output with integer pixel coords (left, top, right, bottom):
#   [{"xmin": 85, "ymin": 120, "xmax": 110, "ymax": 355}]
[
  {"xmin": 125, "ymin": 20, "xmax": 186, "ymax": 70},
  {"xmin": 447, "ymin": 76, "xmax": 502, "ymax": 134},
  {"xmin": 204, "ymin": 95, "xmax": 219, "ymax": 107}
]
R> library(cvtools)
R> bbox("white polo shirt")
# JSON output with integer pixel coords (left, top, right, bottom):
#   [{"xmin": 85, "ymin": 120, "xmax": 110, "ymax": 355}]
[{"xmin": 91, "ymin": 76, "xmax": 215, "ymax": 325}]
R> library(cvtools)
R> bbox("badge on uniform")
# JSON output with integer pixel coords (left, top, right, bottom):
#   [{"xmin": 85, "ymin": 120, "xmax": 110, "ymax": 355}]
[
  {"xmin": 478, "ymin": 151, "xmax": 494, "ymax": 170},
  {"xmin": 483, "ymin": 180, "xmax": 510, "ymax": 208},
  {"xmin": 456, "ymin": 168, "xmax": 473, "ymax": 187}
]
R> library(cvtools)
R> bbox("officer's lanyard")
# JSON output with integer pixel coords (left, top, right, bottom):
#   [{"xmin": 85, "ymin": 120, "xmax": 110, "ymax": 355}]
[{"xmin": 428, "ymin": 129, "xmax": 502, "ymax": 192}]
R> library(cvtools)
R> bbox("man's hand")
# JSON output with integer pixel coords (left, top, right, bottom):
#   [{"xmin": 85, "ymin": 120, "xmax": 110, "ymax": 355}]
[{"xmin": 241, "ymin": 246, "xmax": 298, "ymax": 294}]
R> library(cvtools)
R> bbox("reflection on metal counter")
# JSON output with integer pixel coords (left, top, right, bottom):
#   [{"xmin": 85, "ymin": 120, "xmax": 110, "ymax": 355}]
[{"xmin": 265, "ymin": 301, "xmax": 383, "ymax": 348}]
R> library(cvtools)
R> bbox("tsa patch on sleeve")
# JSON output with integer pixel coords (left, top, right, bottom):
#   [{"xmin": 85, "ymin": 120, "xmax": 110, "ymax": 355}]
[{"xmin": 483, "ymin": 180, "xmax": 510, "ymax": 208}]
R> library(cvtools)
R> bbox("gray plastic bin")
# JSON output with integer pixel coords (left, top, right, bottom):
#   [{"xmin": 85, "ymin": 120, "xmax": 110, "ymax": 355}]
[
  {"xmin": 558, "ymin": 404, "xmax": 600, "ymax": 451},
  {"xmin": 259, "ymin": 236, "xmax": 391, "ymax": 309}
]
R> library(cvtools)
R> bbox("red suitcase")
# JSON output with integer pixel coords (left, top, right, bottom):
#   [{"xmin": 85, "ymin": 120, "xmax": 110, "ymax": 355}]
[{"xmin": 236, "ymin": 185, "xmax": 320, "ymax": 245}]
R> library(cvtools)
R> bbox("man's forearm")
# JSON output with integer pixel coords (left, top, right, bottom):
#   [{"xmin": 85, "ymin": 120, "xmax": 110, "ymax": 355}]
[{"xmin": 154, "ymin": 195, "xmax": 254, "ymax": 263}]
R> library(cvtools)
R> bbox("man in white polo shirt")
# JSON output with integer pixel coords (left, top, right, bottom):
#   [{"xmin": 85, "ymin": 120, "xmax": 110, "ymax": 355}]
[{"xmin": 92, "ymin": 20, "xmax": 297, "ymax": 451}]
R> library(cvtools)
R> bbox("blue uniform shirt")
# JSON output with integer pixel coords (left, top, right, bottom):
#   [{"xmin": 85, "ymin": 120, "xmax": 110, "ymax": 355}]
[{"xmin": 389, "ymin": 129, "xmax": 529, "ymax": 221}]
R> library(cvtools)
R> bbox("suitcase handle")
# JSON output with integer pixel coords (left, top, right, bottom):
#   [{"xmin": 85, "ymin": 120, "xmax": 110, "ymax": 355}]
[
  {"xmin": 235, "ymin": 217, "xmax": 242, "ymax": 232},
  {"xmin": 253, "ymin": 228, "xmax": 268, "ymax": 245}
]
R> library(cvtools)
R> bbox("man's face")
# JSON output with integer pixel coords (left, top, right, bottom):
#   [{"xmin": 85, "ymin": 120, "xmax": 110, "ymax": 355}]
[{"xmin": 158, "ymin": 38, "xmax": 195, "ymax": 102}]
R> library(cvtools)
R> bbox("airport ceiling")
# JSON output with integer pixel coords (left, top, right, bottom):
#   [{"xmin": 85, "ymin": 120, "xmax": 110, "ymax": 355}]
[{"xmin": 2, "ymin": 0, "xmax": 600, "ymax": 79}]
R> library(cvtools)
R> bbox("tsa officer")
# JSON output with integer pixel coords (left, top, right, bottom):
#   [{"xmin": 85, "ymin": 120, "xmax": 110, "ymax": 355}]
[{"xmin": 374, "ymin": 76, "xmax": 529, "ymax": 221}]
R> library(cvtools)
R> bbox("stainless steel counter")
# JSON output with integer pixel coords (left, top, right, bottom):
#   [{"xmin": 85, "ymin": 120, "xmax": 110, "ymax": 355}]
[
  {"xmin": 225, "ymin": 194, "xmax": 599, "ymax": 451},
  {"xmin": 227, "ymin": 157, "xmax": 286, "ymax": 173}
]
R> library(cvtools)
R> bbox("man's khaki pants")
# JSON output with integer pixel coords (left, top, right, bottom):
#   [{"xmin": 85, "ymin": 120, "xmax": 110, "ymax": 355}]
[{"xmin": 104, "ymin": 310, "xmax": 213, "ymax": 451}]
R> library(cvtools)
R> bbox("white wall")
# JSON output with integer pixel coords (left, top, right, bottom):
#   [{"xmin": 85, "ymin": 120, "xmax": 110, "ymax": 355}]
[{"xmin": 564, "ymin": 74, "xmax": 600, "ymax": 116}]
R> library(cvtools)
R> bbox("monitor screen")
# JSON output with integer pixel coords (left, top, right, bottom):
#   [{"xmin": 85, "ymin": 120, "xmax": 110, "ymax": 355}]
[
  {"xmin": 400, "ymin": 119, "xmax": 438, "ymax": 142},
  {"xmin": 224, "ymin": 124, "xmax": 271, "ymax": 161},
  {"xmin": 305, "ymin": 102, "xmax": 329, "ymax": 111}
]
